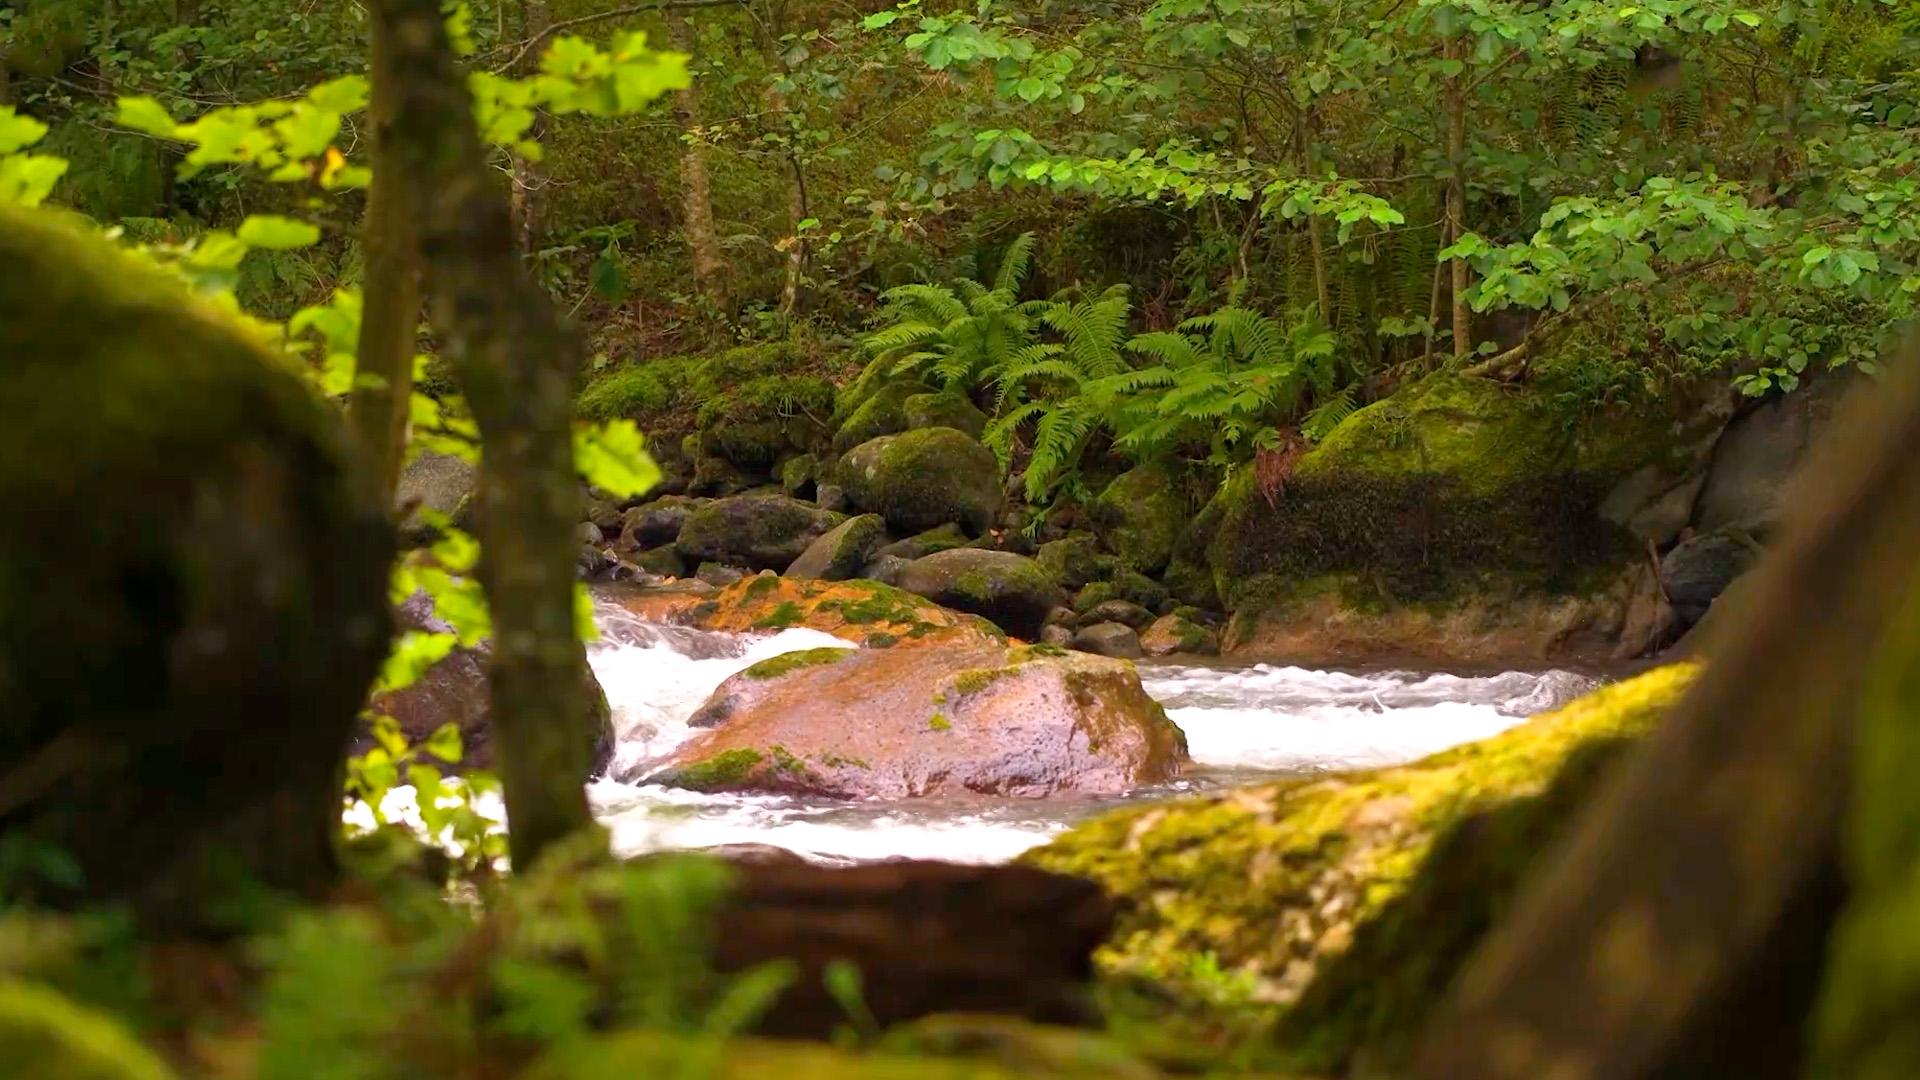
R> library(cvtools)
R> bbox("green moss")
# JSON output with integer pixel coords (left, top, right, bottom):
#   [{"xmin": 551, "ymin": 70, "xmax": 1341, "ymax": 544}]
[
  {"xmin": 817, "ymin": 752, "xmax": 872, "ymax": 770},
  {"xmin": 1010, "ymin": 643, "xmax": 1070, "ymax": 662},
  {"xmin": 902, "ymin": 391, "xmax": 988, "ymax": 439},
  {"xmin": 666, "ymin": 749, "xmax": 765, "ymax": 791},
  {"xmin": 864, "ymin": 631, "xmax": 900, "ymax": 648},
  {"xmin": 751, "ymin": 601, "xmax": 805, "ymax": 629},
  {"xmin": 928, "ymin": 714, "xmax": 952, "ymax": 732},
  {"xmin": 1094, "ymin": 465, "xmax": 1184, "ymax": 573},
  {"xmin": 578, "ymin": 360, "xmax": 690, "ymax": 423},
  {"xmin": 1022, "ymin": 663, "xmax": 1699, "ymax": 1074},
  {"xmin": 950, "ymin": 666, "xmax": 1018, "ymax": 696},
  {"xmin": 835, "ymin": 427, "xmax": 1001, "ymax": 535},
  {"xmin": 739, "ymin": 647, "xmax": 853, "ymax": 681},
  {"xmin": 743, "ymin": 574, "xmax": 783, "ymax": 599},
  {"xmin": 832, "ymin": 379, "xmax": 918, "ymax": 453},
  {"xmin": 825, "ymin": 581, "xmax": 933, "ymax": 626},
  {"xmin": 769, "ymin": 744, "xmax": 810, "ymax": 777}
]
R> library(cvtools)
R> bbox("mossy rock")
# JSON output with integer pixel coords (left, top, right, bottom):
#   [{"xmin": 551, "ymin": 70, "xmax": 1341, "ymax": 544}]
[
  {"xmin": 896, "ymin": 549, "xmax": 1067, "ymax": 640},
  {"xmin": 1093, "ymin": 464, "xmax": 1183, "ymax": 574},
  {"xmin": 676, "ymin": 495, "xmax": 843, "ymax": 571},
  {"xmin": 645, "ymin": 635, "xmax": 1187, "ymax": 797},
  {"xmin": 832, "ymin": 379, "xmax": 919, "ymax": 453},
  {"xmin": 1139, "ymin": 614, "xmax": 1219, "ymax": 657},
  {"xmin": 1036, "ymin": 533, "xmax": 1113, "ymax": 591},
  {"xmin": 694, "ymin": 374, "xmax": 833, "ymax": 472},
  {"xmin": 786, "ymin": 514, "xmax": 889, "ymax": 582},
  {"xmin": 838, "ymin": 428, "xmax": 1002, "ymax": 536},
  {"xmin": 1162, "ymin": 555, "xmax": 1220, "ymax": 612},
  {"xmin": 1074, "ymin": 571, "xmax": 1168, "ymax": 616},
  {"xmin": 1207, "ymin": 374, "xmax": 1678, "ymax": 612},
  {"xmin": 686, "ymin": 575, "xmax": 1005, "ymax": 647},
  {"xmin": 1021, "ymin": 663, "xmax": 1697, "ymax": 1075},
  {"xmin": 0, "ymin": 205, "xmax": 393, "ymax": 914},
  {"xmin": 874, "ymin": 522, "xmax": 970, "ymax": 561},
  {"xmin": 903, "ymin": 392, "xmax": 989, "ymax": 439},
  {"xmin": 780, "ymin": 453, "xmax": 821, "ymax": 499},
  {"xmin": 632, "ymin": 545, "xmax": 688, "ymax": 579},
  {"xmin": 577, "ymin": 359, "xmax": 689, "ymax": 425}
]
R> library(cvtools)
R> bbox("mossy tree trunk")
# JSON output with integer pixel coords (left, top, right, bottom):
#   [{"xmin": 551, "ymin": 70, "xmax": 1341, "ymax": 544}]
[
  {"xmin": 372, "ymin": 0, "xmax": 598, "ymax": 869},
  {"xmin": 1411, "ymin": 349, "xmax": 1920, "ymax": 1078},
  {"xmin": 347, "ymin": 5, "xmax": 423, "ymax": 500},
  {"xmin": 668, "ymin": 11, "xmax": 726, "ymax": 313}
]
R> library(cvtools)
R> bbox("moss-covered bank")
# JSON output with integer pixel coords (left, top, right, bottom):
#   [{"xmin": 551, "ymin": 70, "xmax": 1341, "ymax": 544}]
[{"xmin": 1022, "ymin": 663, "xmax": 1697, "ymax": 1074}]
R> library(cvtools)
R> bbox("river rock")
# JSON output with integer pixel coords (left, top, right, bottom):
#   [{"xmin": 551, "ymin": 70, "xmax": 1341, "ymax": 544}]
[
  {"xmin": 873, "ymin": 522, "xmax": 969, "ymax": 561},
  {"xmin": 1093, "ymin": 464, "xmax": 1183, "ymax": 573},
  {"xmin": 838, "ymin": 428, "xmax": 1001, "ymax": 536},
  {"xmin": 831, "ymin": 379, "xmax": 917, "ymax": 453},
  {"xmin": 619, "ymin": 495, "xmax": 707, "ymax": 550},
  {"xmin": 631, "ymin": 545, "xmax": 687, "ymax": 579},
  {"xmin": 1022, "ymin": 664, "xmax": 1696, "ymax": 1073},
  {"xmin": 696, "ymin": 562, "xmax": 748, "ymax": 587},
  {"xmin": 1070, "ymin": 622, "xmax": 1143, "ymax": 659},
  {"xmin": 1693, "ymin": 376, "xmax": 1848, "ymax": 537},
  {"xmin": 861, "ymin": 554, "xmax": 912, "ymax": 587},
  {"xmin": 896, "ymin": 549, "xmax": 1066, "ymax": 639},
  {"xmin": 785, "ymin": 514, "xmax": 888, "ymax": 581},
  {"xmin": 365, "ymin": 593, "xmax": 614, "ymax": 775},
  {"xmin": 1079, "ymin": 599, "xmax": 1154, "ymax": 631},
  {"xmin": 1035, "ymin": 533, "xmax": 1112, "ymax": 591},
  {"xmin": 642, "ymin": 640, "xmax": 1187, "ymax": 797},
  {"xmin": 675, "ymin": 494, "xmax": 842, "ymax": 571},
  {"xmin": 1662, "ymin": 528, "xmax": 1762, "ymax": 625},
  {"xmin": 903, "ymin": 391, "xmax": 989, "ymax": 439},
  {"xmin": 396, "ymin": 450, "xmax": 476, "ymax": 543},
  {"xmin": 1041, "ymin": 624, "xmax": 1074, "ymax": 648},
  {"xmin": 680, "ymin": 575, "xmax": 1004, "ymax": 648},
  {"xmin": 815, "ymin": 482, "xmax": 849, "ymax": 513},
  {"xmin": 1140, "ymin": 613, "xmax": 1221, "ymax": 657},
  {"xmin": 0, "ymin": 205, "xmax": 393, "ymax": 911}
]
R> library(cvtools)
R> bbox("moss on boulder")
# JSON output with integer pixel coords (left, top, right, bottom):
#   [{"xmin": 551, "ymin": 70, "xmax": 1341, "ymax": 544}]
[
  {"xmin": 903, "ymin": 392, "xmax": 989, "ymax": 439},
  {"xmin": 838, "ymin": 428, "xmax": 1002, "ymax": 536},
  {"xmin": 896, "ymin": 549, "xmax": 1066, "ymax": 640},
  {"xmin": 832, "ymin": 379, "xmax": 918, "ymax": 453},
  {"xmin": 674, "ymin": 494, "xmax": 843, "ymax": 571},
  {"xmin": 1021, "ymin": 663, "xmax": 1697, "ymax": 1075},
  {"xmin": 693, "ymin": 374, "xmax": 833, "ymax": 472},
  {"xmin": 1093, "ymin": 465, "xmax": 1184, "ymax": 573},
  {"xmin": 0, "ymin": 206, "xmax": 393, "ymax": 914},
  {"xmin": 1036, "ymin": 533, "xmax": 1112, "ymax": 591},
  {"xmin": 1139, "ymin": 614, "xmax": 1219, "ymax": 657},
  {"xmin": 1207, "ymin": 375, "xmax": 1677, "ymax": 611},
  {"xmin": 672, "ymin": 575, "xmax": 1007, "ymax": 648},
  {"xmin": 786, "ymin": 514, "xmax": 889, "ymax": 581}
]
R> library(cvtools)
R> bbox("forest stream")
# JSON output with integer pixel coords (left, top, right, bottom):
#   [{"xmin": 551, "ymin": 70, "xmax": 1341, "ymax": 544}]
[{"xmin": 577, "ymin": 594, "xmax": 1598, "ymax": 865}]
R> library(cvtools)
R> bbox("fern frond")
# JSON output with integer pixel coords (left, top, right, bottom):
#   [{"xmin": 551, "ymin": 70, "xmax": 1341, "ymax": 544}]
[
  {"xmin": 993, "ymin": 232, "xmax": 1038, "ymax": 295},
  {"xmin": 1301, "ymin": 385, "xmax": 1359, "ymax": 442}
]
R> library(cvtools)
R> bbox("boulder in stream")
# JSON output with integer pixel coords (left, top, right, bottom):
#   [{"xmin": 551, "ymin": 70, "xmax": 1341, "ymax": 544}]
[
  {"xmin": 642, "ymin": 640, "xmax": 1188, "ymax": 798},
  {"xmin": 675, "ymin": 494, "xmax": 842, "ymax": 571},
  {"xmin": 895, "ymin": 548, "xmax": 1066, "ymax": 640},
  {"xmin": 838, "ymin": 427, "xmax": 1001, "ymax": 536}
]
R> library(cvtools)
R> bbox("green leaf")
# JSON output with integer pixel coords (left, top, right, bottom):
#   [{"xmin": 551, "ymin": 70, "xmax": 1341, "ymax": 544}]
[
  {"xmin": 0, "ymin": 107, "xmax": 50, "ymax": 156},
  {"xmin": 114, "ymin": 97, "xmax": 178, "ymax": 139},
  {"xmin": 0, "ymin": 155, "xmax": 68, "ymax": 207},
  {"xmin": 237, "ymin": 215, "xmax": 322, "ymax": 250},
  {"xmin": 425, "ymin": 723, "xmax": 464, "ymax": 765},
  {"xmin": 574, "ymin": 420, "xmax": 662, "ymax": 498}
]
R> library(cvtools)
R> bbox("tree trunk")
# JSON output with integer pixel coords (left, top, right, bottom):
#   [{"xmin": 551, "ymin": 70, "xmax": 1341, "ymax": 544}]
[
  {"xmin": 511, "ymin": 0, "xmax": 551, "ymax": 252},
  {"xmin": 1444, "ymin": 37, "xmax": 1472, "ymax": 359},
  {"xmin": 1411, "ymin": 348, "xmax": 1920, "ymax": 1078},
  {"xmin": 348, "ymin": 7, "xmax": 423, "ymax": 500},
  {"xmin": 1294, "ymin": 116, "xmax": 1331, "ymax": 322},
  {"xmin": 371, "ymin": 0, "xmax": 598, "ymax": 870},
  {"xmin": 667, "ymin": 13, "xmax": 726, "ymax": 310},
  {"xmin": 779, "ymin": 152, "xmax": 808, "ymax": 318}
]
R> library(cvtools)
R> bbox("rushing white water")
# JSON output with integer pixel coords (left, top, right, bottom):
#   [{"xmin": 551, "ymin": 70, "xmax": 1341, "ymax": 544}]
[{"xmin": 580, "ymin": 601, "xmax": 1600, "ymax": 866}]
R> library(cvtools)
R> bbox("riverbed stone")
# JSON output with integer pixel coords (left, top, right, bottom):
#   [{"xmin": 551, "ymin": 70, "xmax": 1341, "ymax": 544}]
[
  {"xmin": 395, "ymin": 449, "xmax": 476, "ymax": 542},
  {"xmin": 1022, "ymin": 663, "xmax": 1697, "ymax": 1075},
  {"xmin": 675, "ymin": 494, "xmax": 843, "ymax": 571},
  {"xmin": 786, "ymin": 514, "xmax": 889, "ymax": 582},
  {"xmin": 874, "ymin": 522, "xmax": 969, "ymax": 561},
  {"xmin": 619, "ymin": 495, "xmax": 707, "ymax": 550},
  {"xmin": 1662, "ymin": 528, "xmax": 1762, "ymax": 625},
  {"xmin": 896, "ymin": 549, "xmax": 1066, "ymax": 639},
  {"xmin": 1079, "ymin": 599, "xmax": 1154, "ymax": 631},
  {"xmin": 1140, "ymin": 614, "xmax": 1221, "ymax": 657},
  {"xmin": 903, "ymin": 392, "xmax": 989, "ymax": 439},
  {"xmin": 643, "ymin": 639, "xmax": 1188, "ymax": 798},
  {"xmin": 1070, "ymin": 622, "xmax": 1143, "ymax": 659},
  {"xmin": 680, "ymin": 575, "xmax": 1005, "ymax": 649},
  {"xmin": 838, "ymin": 428, "xmax": 1001, "ymax": 536},
  {"xmin": 1093, "ymin": 464, "xmax": 1183, "ymax": 573}
]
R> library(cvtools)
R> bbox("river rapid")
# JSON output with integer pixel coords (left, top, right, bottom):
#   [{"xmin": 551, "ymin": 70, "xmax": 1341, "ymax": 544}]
[{"xmin": 581, "ymin": 598, "xmax": 1598, "ymax": 866}]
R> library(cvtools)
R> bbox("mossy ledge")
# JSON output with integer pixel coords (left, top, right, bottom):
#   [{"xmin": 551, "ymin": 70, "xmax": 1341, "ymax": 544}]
[
  {"xmin": 739, "ymin": 647, "xmax": 854, "ymax": 681},
  {"xmin": 659, "ymin": 749, "xmax": 766, "ymax": 792},
  {"xmin": 1020, "ymin": 662, "xmax": 1698, "ymax": 1074}
]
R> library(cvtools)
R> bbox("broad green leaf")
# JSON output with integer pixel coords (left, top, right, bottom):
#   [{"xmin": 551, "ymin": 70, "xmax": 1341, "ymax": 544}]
[
  {"xmin": 114, "ymin": 97, "xmax": 178, "ymax": 138},
  {"xmin": 574, "ymin": 420, "xmax": 662, "ymax": 498},
  {"xmin": 237, "ymin": 215, "xmax": 322, "ymax": 250}
]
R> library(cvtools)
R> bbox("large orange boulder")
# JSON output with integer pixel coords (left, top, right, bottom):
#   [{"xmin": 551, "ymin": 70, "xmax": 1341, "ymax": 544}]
[{"xmin": 638, "ymin": 641, "xmax": 1188, "ymax": 798}]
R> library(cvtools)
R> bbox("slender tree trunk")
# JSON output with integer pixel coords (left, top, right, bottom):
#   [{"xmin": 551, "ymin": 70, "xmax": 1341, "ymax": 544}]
[
  {"xmin": 780, "ymin": 152, "xmax": 808, "ymax": 318},
  {"xmin": 1444, "ymin": 37, "xmax": 1472, "ymax": 359},
  {"xmin": 511, "ymin": 0, "xmax": 551, "ymax": 252},
  {"xmin": 348, "ymin": 9, "xmax": 422, "ymax": 500},
  {"xmin": 1294, "ymin": 116, "xmax": 1331, "ymax": 321},
  {"xmin": 667, "ymin": 13, "xmax": 726, "ymax": 310},
  {"xmin": 1425, "ymin": 211, "xmax": 1447, "ymax": 362},
  {"xmin": 372, "ymin": 0, "xmax": 598, "ymax": 869}
]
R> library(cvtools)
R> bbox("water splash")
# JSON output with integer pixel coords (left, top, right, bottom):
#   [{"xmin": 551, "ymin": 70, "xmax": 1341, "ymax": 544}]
[{"xmin": 582, "ymin": 597, "xmax": 1600, "ymax": 865}]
